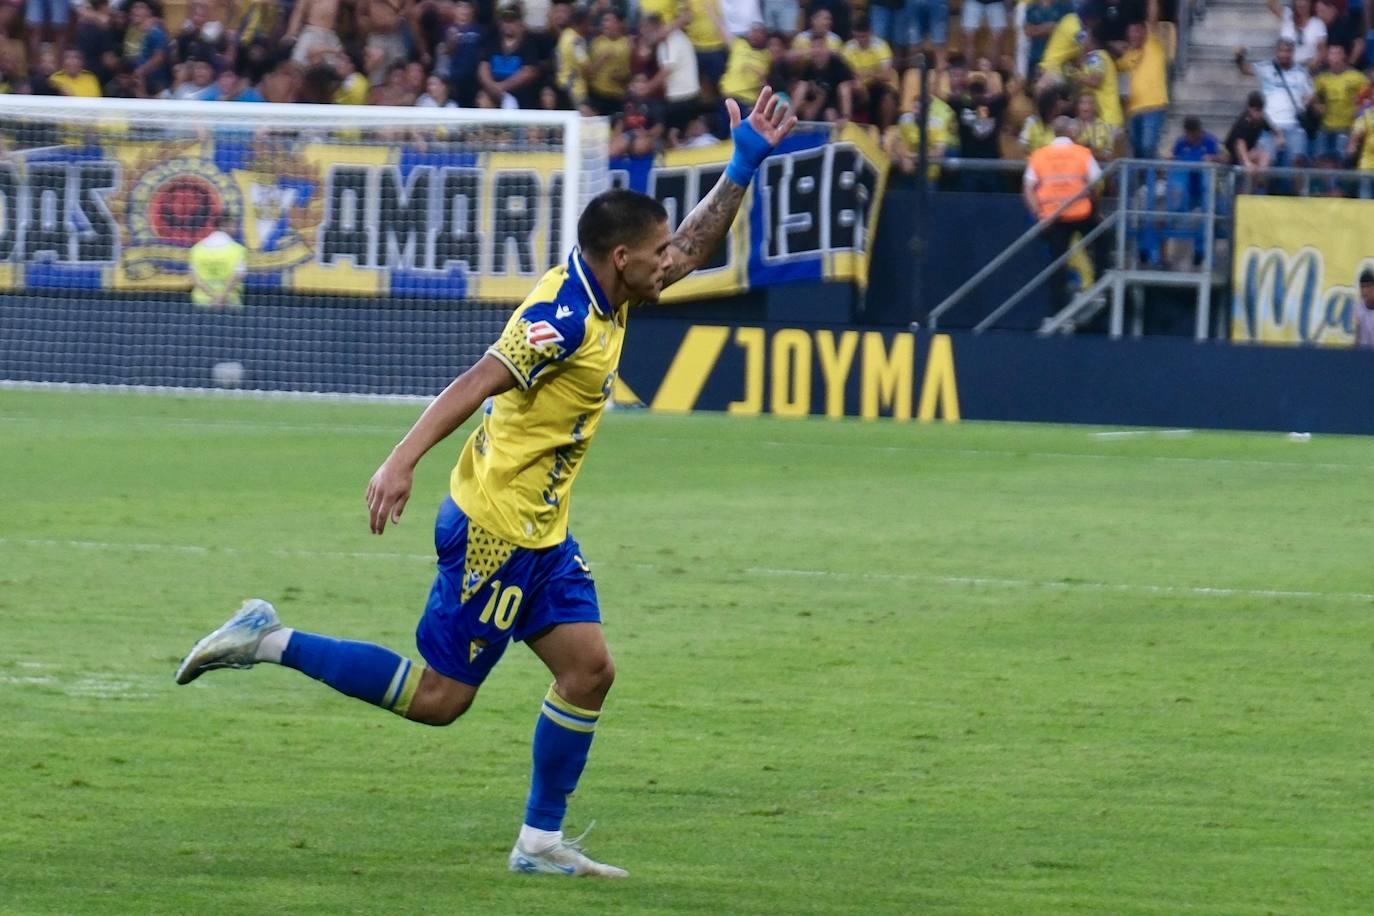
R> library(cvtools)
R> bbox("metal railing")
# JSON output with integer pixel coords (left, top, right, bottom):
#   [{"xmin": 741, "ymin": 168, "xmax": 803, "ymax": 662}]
[{"xmin": 923, "ymin": 159, "xmax": 1234, "ymax": 340}]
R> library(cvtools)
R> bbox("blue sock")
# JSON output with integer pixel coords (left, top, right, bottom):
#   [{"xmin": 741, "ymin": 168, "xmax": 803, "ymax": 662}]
[
  {"xmin": 524, "ymin": 686, "xmax": 600, "ymax": 831},
  {"xmin": 281, "ymin": 631, "xmax": 424, "ymax": 717}
]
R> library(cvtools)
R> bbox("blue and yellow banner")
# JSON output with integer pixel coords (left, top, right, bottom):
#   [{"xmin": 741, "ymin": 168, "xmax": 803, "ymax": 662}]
[
  {"xmin": 0, "ymin": 124, "xmax": 886, "ymax": 302},
  {"xmin": 1231, "ymin": 195, "xmax": 1374, "ymax": 345}
]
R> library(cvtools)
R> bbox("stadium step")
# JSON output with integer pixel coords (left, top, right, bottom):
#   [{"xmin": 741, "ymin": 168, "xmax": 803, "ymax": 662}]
[{"xmin": 1168, "ymin": 2, "xmax": 1285, "ymax": 146}]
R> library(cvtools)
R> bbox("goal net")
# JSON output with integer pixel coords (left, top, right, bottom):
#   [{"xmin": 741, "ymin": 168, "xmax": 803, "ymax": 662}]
[{"xmin": 0, "ymin": 96, "xmax": 609, "ymax": 396}]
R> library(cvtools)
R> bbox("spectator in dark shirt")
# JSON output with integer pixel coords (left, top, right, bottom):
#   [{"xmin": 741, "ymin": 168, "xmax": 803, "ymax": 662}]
[
  {"xmin": 1096, "ymin": 0, "xmax": 1146, "ymax": 51},
  {"xmin": 175, "ymin": 0, "xmax": 229, "ymax": 67},
  {"xmin": 764, "ymin": 31, "xmax": 790, "ymax": 95},
  {"xmin": 75, "ymin": 0, "xmax": 120, "ymax": 84},
  {"xmin": 446, "ymin": 0, "xmax": 486, "ymax": 106},
  {"xmin": 1317, "ymin": 0, "xmax": 1365, "ymax": 62},
  {"xmin": 794, "ymin": 33, "xmax": 854, "ymax": 122},
  {"xmin": 609, "ymin": 71, "xmax": 664, "ymax": 156},
  {"xmin": 949, "ymin": 57, "xmax": 1009, "ymax": 190},
  {"xmin": 1226, "ymin": 90, "xmax": 1277, "ymax": 173},
  {"xmin": 27, "ymin": 44, "xmax": 58, "ymax": 94},
  {"xmin": 479, "ymin": 1, "xmax": 543, "ymax": 108}
]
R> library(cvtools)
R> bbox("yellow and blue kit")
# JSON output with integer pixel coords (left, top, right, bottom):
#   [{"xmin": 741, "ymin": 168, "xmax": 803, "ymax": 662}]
[{"xmin": 417, "ymin": 249, "xmax": 628, "ymax": 685}]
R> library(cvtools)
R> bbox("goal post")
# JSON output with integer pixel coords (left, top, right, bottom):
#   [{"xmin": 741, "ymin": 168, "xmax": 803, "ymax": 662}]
[{"xmin": 0, "ymin": 96, "xmax": 609, "ymax": 396}]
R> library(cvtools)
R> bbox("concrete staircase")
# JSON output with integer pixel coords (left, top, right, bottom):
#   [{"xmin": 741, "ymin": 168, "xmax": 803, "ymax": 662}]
[{"xmin": 1168, "ymin": 0, "xmax": 1282, "ymax": 143}]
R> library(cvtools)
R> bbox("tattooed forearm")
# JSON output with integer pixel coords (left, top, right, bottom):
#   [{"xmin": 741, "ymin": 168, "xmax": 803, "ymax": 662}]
[{"xmin": 661, "ymin": 175, "xmax": 749, "ymax": 289}]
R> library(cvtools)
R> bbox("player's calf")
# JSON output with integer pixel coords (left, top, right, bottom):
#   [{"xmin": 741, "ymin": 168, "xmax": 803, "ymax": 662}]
[{"xmin": 175, "ymin": 599, "xmax": 468, "ymax": 723}]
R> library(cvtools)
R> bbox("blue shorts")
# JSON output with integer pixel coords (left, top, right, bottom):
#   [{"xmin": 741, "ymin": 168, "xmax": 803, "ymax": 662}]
[{"xmin": 416, "ymin": 497, "xmax": 600, "ymax": 686}]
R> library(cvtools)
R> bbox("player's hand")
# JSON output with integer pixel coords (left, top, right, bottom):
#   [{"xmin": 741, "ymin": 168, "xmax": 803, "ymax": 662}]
[
  {"xmin": 726, "ymin": 85, "xmax": 799, "ymax": 149},
  {"xmin": 366, "ymin": 455, "xmax": 413, "ymax": 535}
]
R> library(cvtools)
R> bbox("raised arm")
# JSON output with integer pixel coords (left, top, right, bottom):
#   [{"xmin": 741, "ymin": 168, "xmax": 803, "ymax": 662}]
[
  {"xmin": 365, "ymin": 355, "xmax": 517, "ymax": 534},
  {"xmin": 661, "ymin": 86, "xmax": 798, "ymax": 288}
]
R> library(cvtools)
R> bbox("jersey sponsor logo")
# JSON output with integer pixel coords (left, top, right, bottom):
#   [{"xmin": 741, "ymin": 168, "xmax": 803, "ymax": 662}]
[
  {"xmin": 526, "ymin": 320, "xmax": 565, "ymax": 349},
  {"xmin": 555, "ymin": 304, "xmax": 573, "ymax": 319}
]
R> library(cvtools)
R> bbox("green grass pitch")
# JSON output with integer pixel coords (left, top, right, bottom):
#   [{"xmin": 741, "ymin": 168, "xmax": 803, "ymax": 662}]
[{"xmin": 2, "ymin": 389, "xmax": 1373, "ymax": 915}]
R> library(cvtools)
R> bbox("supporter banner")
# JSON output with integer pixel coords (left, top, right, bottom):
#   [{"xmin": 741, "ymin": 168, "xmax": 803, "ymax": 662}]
[
  {"xmin": 1231, "ymin": 195, "xmax": 1374, "ymax": 345},
  {"xmin": 611, "ymin": 125, "xmax": 889, "ymax": 302},
  {"xmin": 0, "ymin": 124, "xmax": 885, "ymax": 302}
]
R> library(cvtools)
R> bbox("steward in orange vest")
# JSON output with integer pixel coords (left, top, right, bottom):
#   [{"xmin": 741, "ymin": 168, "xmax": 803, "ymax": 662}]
[
  {"xmin": 1023, "ymin": 117, "xmax": 1109, "ymax": 319},
  {"xmin": 1023, "ymin": 122, "xmax": 1101, "ymax": 222}
]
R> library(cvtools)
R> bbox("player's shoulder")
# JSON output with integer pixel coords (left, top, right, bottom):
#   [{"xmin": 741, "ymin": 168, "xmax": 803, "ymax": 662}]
[{"xmin": 512, "ymin": 272, "xmax": 595, "ymax": 348}]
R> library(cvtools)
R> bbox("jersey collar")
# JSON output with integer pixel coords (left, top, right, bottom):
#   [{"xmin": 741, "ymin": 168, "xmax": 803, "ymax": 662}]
[{"xmin": 569, "ymin": 248, "xmax": 613, "ymax": 317}]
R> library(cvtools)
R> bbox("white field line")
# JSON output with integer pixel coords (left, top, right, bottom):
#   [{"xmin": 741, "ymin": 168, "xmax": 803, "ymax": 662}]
[
  {"xmin": 0, "ymin": 379, "xmax": 430, "ymax": 404},
  {"xmin": 3, "ymin": 536, "xmax": 1373, "ymax": 604},
  {"xmin": 0, "ymin": 411, "xmax": 1366, "ymax": 472}
]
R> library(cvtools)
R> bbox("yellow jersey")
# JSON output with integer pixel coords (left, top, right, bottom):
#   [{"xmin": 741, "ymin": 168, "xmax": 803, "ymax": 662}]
[
  {"xmin": 189, "ymin": 232, "xmax": 247, "ymax": 307},
  {"xmin": 49, "ymin": 70, "xmax": 101, "ymax": 98},
  {"xmin": 683, "ymin": 0, "xmax": 726, "ymax": 51},
  {"xmin": 639, "ymin": 0, "xmax": 677, "ymax": 23},
  {"xmin": 719, "ymin": 37, "xmax": 770, "ymax": 102},
  {"xmin": 1073, "ymin": 50, "xmax": 1123, "ymax": 127},
  {"xmin": 1074, "ymin": 118, "xmax": 1117, "ymax": 159},
  {"xmin": 1040, "ymin": 13, "xmax": 1084, "ymax": 75},
  {"xmin": 897, "ymin": 97, "xmax": 955, "ymax": 177},
  {"xmin": 1019, "ymin": 115, "xmax": 1056, "ymax": 153},
  {"xmin": 792, "ymin": 30, "xmax": 844, "ymax": 53},
  {"xmin": 1116, "ymin": 34, "xmax": 1168, "ymax": 115},
  {"xmin": 454, "ymin": 250, "xmax": 629, "ymax": 549},
  {"xmin": 842, "ymin": 37, "xmax": 897, "ymax": 88},
  {"xmin": 1315, "ymin": 69, "xmax": 1370, "ymax": 131},
  {"xmin": 557, "ymin": 27, "xmax": 589, "ymax": 103},
  {"xmin": 588, "ymin": 35, "xmax": 631, "ymax": 99},
  {"xmin": 335, "ymin": 72, "xmax": 369, "ymax": 106},
  {"xmin": 1357, "ymin": 110, "xmax": 1374, "ymax": 170}
]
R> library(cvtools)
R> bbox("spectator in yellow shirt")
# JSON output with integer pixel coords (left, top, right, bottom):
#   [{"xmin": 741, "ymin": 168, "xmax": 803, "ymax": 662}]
[
  {"xmin": 1019, "ymin": 85, "xmax": 1067, "ymax": 155},
  {"xmin": 1064, "ymin": 35, "xmax": 1123, "ymax": 128},
  {"xmin": 1350, "ymin": 102, "xmax": 1374, "ymax": 175},
  {"xmin": 1039, "ymin": 11, "xmax": 1085, "ymax": 76},
  {"xmin": 1072, "ymin": 92, "xmax": 1119, "ymax": 161},
  {"xmin": 49, "ymin": 48, "xmax": 101, "ymax": 97},
  {"xmin": 556, "ymin": 5, "xmax": 593, "ymax": 111},
  {"xmin": 719, "ymin": 20, "xmax": 770, "ymax": 107},
  {"xmin": 888, "ymin": 94, "xmax": 956, "ymax": 182},
  {"xmin": 586, "ymin": 10, "xmax": 632, "ymax": 115},
  {"xmin": 1313, "ymin": 44, "xmax": 1369, "ymax": 158},
  {"xmin": 1116, "ymin": 21, "xmax": 1169, "ymax": 157},
  {"xmin": 789, "ymin": 6, "xmax": 842, "ymax": 63},
  {"xmin": 681, "ymin": 0, "xmax": 728, "ymax": 93},
  {"xmin": 843, "ymin": 13, "xmax": 898, "ymax": 130}
]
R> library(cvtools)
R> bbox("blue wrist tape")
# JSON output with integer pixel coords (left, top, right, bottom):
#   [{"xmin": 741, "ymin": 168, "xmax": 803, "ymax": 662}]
[{"xmin": 725, "ymin": 117, "xmax": 774, "ymax": 187}]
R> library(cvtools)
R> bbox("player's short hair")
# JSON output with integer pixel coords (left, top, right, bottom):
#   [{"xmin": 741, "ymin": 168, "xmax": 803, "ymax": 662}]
[{"xmin": 577, "ymin": 190, "xmax": 668, "ymax": 259}]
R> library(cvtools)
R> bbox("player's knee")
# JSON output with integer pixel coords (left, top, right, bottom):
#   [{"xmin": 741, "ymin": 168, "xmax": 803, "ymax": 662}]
[
  {"xmin": 560, "ymin": 654, "xmax": 615, "ymax": 705},
  {"xmin": 411, "ymin": 692, "xmax": 471, "ymax": 727},
  {"xmin": 407, "ymin": 670, "xmax": 475, "ymax": 726}
]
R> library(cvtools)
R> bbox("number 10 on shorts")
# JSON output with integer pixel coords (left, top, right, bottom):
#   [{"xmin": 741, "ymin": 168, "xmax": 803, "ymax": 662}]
[{"xmin": 479, "ymin": 580, "xmax": 524, "ymax": 631}]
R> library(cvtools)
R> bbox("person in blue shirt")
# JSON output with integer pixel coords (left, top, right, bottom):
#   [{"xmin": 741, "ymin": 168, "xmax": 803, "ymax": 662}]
[
  {"xmin": 1163, "ymin": 116, "xmax": 1222, "ymax": 264},
  {"xmin": 202, "ymin": 66, "xmax": 266, "ymax": 102},
  {"xmin": 127, "ymin": 0, "xmax": 172, "ymax": 95}
]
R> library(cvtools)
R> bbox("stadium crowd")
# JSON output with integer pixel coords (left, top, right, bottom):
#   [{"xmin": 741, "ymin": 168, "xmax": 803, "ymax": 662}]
[
  {"xmin": 1, "ymin": 0, "xmax": 1371, "ymax": 177},
  {"xmin": 0, "ymin": 0, "xmax": 1176, "ymax": 156}
]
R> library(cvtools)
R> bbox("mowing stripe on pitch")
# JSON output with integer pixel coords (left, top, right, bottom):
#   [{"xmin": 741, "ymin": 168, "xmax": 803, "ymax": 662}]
[{"xmin": 3, "ymin": 536, "xmax": 1372, "ymax": 604}]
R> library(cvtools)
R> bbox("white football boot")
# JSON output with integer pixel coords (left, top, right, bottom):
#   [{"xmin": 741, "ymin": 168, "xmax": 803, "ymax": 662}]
[
  {"xmin": 508, "ymin": 824, "xmax": 628, "ymax": 878},
  {"xmin": 174, "ymin": 599, "xmax": 281, "ymax": 685}
]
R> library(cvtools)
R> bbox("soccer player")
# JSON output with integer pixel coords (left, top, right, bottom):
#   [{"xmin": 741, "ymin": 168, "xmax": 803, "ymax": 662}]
[{"xmin": 174, "ymin": 87, "xmax": 798, "ymax": 879}]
